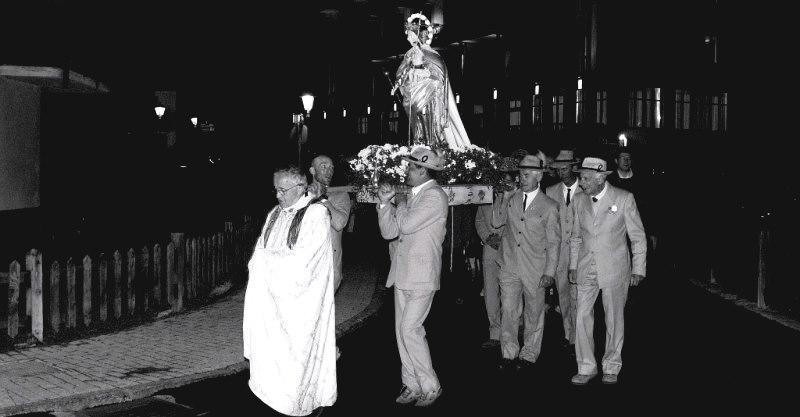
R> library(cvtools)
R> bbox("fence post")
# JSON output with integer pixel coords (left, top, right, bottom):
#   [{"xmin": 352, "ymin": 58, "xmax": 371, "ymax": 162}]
[
  {"xmin": 28, "ymin": 251, "xmax": 44, "ymax": 342},
  {"xmin": 141, "ymin": 246, "xmax": 150, "ymax": 313},
  {"xmin": 153, "ymin": 243, "xmax": 162, "ymax": 308},
  {"xmin": 7, "ymin": 261, "xmax": 21, "ymax": 339},
  {"xmin": 82, "ymin": 255, "xmax": 92, "ymax": 328},
  {"xmin": 113, "ymin": 250, "xmax": 122, "ymax": 319},
  {"xmin": 171, "ymin": 233, "xmax": 185, "ymax": 312},
  {"xmin": 185, "ymin": 240, "xmax": 193, "ymax": 301},
  {"xmin": 224, "ymin": 222, "xmax": 232, "ymax": 276},
  {"xmin": 127, "ymin": 249, "xmax": 136, "ymax": 314},
  {"xmin": 200, "ymin": 237, "xmax": 207, "ymax": 292},
  {"xmin": 66, "ymin": 258, "xmax": 77, "ymax": 329},
  {"xmin": 217, "ymin": 232, "xmax": 223, "ymax": 283},
  {"xmin": 50, "ymin": 260, "xmax": 60, "ymax": 335},
  {"xmin": 166, "ymin": 241, "xmax": 175, "ymax": 309},
  {"xmin": 190, "ymin": 238, "xmax": 198, "ymax": 297},
  {"xmin": 98, "ymin": 254, "xmax": 108, "ymax": 322},
  {"xmin": 757, "ymin": 225, "xmax": 769, "ymax": 309},
  {"xmin": 211, "ymin": 234, "xmax": 218, "ymax": 287}
]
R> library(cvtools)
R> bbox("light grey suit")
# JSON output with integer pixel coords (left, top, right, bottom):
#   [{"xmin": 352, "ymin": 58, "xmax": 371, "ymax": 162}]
[
  {"xmin": 475, "ymin": 201, "xmax": 504, "ymax": 341},
  {"xmin": 569, "ymin": 183, "xmax": 646, "ymax": 376},
  {"xmin": 545, "ymin": 182, "xmax": 582, "ymax": 344},
  {"xmin": 327, "ymin": 190, "xmax": 352, "ymax": 292},
  {"xmin": 377, "ymin": 180, "xmax": 448, "ymax": 394},
  {"xmin": 493, "ymin": 189, "xmax": 561, "ymax": 362}
]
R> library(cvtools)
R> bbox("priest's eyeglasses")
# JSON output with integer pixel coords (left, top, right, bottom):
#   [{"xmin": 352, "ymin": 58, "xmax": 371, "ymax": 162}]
[{"xmin": 274, "ymin": 184, "xmax": 305, "ymax": 195}]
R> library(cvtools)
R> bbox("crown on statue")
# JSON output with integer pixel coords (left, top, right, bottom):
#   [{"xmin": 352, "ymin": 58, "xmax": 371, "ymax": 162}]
[{"xmin": 404, "ymin": 12, "xmax": 442, "ymax": 45}]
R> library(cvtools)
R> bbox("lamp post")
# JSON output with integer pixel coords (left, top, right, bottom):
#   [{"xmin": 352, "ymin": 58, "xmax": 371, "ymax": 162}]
[{"xmin": 298, "ymin": 93, "xmax": 314, "ymax": 166}]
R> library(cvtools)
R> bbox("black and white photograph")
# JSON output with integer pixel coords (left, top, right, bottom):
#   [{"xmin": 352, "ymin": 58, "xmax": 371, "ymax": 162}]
[{"xmin": 0, "ymin": 0, "xmax": 795, "ymax": 416}]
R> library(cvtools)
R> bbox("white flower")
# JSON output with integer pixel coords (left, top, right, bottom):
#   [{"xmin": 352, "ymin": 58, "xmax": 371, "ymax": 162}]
[
  {"xmin": 610, "ymin": 205, "xmax": 618, "ymax": 213},
  {"xmin": 464, "ymin": 160, "xmax": 476, "ymax": 170},
  {"xmin": 448, "ymin": 178, "xmax": 456, "ymax": 184}
]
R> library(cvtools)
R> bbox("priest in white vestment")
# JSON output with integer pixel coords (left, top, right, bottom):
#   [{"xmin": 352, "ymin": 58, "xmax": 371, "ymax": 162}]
[{"xmin": 243, "ymin": 167, "xmax": 337, "ymax": 416}]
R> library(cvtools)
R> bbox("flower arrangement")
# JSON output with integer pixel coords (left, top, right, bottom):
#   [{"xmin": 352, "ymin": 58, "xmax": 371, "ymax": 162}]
[
  {"xmin": 439, "ymin": 144, "xmax": 501, "ymax": 185},
  {"xmin": 347, "ymin": 143, "xmax": 501, "ymax": 188},
  {"xmin": 347, "ymin": 144, "xmax": 412, "ymax": 188}
]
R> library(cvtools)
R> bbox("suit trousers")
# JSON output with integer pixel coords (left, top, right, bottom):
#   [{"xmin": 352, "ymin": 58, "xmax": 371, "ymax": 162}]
[
  {"xmin": 575, "ymin": 274, "xmax": 629, "ymax": 376},
  {"xmin": 555, "ymin": 244, "xmax": 577, "ymax": 344},
  {"xmin": 499, "ymin": 270, "xmax": 546, "ymax": 362},
  {"xmin": 394, "ymin": 288, "xmax": 440, "ymax": 394},
  {"xmin": 482, "ymin": 246, "xmax": 502, "ymax": 340}
]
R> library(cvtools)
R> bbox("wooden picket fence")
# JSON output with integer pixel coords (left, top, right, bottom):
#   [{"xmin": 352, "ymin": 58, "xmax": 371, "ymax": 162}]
[{"xmin": 0, "ymin": 216, "xmax": 261, "ymax": 346}]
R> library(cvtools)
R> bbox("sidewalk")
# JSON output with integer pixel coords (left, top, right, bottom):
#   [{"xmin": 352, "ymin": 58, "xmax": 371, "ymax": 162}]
[{"xmin": 0, "ymin": 265, "xmax": 384, "ymax": 417}]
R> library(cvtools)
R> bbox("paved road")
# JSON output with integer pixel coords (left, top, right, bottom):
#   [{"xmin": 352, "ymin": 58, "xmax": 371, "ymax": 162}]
[{"xmin": 37, "ymin": 270, "xmax": 800, "ymax": 416}]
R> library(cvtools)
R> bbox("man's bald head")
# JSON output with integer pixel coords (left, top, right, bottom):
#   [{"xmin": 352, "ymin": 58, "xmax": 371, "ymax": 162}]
[{"xmin": 310, "ymin": 154, "xmax": 334, "ymax": 186}]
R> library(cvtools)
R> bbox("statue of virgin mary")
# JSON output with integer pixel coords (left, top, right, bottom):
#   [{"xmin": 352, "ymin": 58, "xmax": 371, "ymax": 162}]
[{"xmin": 391, "ymin": 13, "xmax": 471, "ymax": 150}]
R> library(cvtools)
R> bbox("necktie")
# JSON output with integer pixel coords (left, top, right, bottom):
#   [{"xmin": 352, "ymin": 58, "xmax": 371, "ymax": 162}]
[
  {"xmin": 523, "ymin": 194, "xmax": 528, "ymax": 211},
  {"xmin": 565, "ymin": 188, "xmax": 571, "ymax": 206}
]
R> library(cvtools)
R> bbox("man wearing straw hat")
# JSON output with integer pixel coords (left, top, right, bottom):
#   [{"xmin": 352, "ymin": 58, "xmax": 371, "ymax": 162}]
[
  {"xmin": 545, "ymin": 150, "xmax": 582, "ymax": 352},
  {"xmin": 474, "ymin": 155, "xmax": 519, "ymax": 349},
  {"xmin": 492, "ymin": 154, "xmax": 561, "ymax": 372},
  {"xmin": 376, "ymin": 146, "xmax": 448, "ymax": 407},
  {"xmin": 568, "ymin": 156, "xmax": 647, "ymax": 385}
]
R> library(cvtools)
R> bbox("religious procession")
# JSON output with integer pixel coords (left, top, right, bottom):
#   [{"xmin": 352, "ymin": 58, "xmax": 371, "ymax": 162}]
[{"xmin": 243, "ymin": 10, "xmax": 652, "ymax": 416}]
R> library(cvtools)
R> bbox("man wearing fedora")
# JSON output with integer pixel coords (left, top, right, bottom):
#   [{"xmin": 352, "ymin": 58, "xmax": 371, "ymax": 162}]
[
  {"xmin": 474, "ymin": 156, "xmax": 519, "ymax": 349},
  {"xmin": 376, "ymin": 146, "xmax": 448, "ymax": 407},
  {"xmin": 492, "ymin": 154, "xmax": 561, "ymax": 371},
  {"xmin": 545, "ymin": 150, "xmax": 582, "ymax": 352},
  {"xmin": 568, "ymin": 156, "xmax": 647, "ymax": 385}
]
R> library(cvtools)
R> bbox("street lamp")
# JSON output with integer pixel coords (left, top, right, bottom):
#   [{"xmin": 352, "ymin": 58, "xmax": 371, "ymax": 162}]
[
  {"xmin": 190, "ymin": 117, "xmax": 198, "ymax": 128},
  {"xmin": 297, "ymin": 93, "xmax": 314, "ymax": 166},
  {"xmin": 154, "ymin": 106, "xmax": 166, "ymax": 119}
]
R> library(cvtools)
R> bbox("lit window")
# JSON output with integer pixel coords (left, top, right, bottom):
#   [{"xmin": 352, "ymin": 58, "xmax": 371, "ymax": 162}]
[
  {"xmin": 628, "ymin": 88, "xmax": 662, "ymax": 128},
  {"xmin": 474, "ymin": 104, "xmax": 485, "ymax": 129},
  {"xmin": 595, "ymin": 91, "xmax": 607, "ymax": 125},
  {"xmin": 576, "ymin": 89, "xmax": 585, "ymax": 124},
  {"xmin": 509, "ymin": 100, "xmax": 521, "ymax": 128},
  {"xmin": 388, "ymin": 110, "xmax": 399, "ymax": 133},
  {"xmin": 552, "ymin": 94, "xmax": 565, "ymax": 130},
  {"xmin": 532, "ymin": 92, "xmax": 543, "ymax": 126},
  {"xmin": 675, "ymin": 90, "xmax": 691, "ymax": 130},
  {"xmin": 358, "ymin": 116, "xmax": 369, "ymax": 134}
]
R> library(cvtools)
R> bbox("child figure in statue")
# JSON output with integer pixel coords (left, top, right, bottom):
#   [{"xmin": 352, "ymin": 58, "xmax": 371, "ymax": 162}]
[{"xmin": 391, "ymin": 13, "xmax": 471, "ymax": 150}]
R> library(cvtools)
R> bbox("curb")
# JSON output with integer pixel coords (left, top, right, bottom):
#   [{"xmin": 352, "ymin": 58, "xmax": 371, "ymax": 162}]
[
  {"xmin": 690, "ymin": 278, "xmax": 800, "ymax": 332},
  {"xmin": 1, "ymin": 281, "xmax": 386, "ymax": 416}
]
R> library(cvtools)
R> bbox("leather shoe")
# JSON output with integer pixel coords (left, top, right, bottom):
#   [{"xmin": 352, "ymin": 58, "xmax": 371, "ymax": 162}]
[
  {"xmin": 415, "ymin": 387, "xmax": 442, "ymax": 407},
  {"xmin": 514, "ymin": 359, "xmax": 536, "ymax": 372},
  {"xmin": 497, "ymin": 358, "xmax": 515, "ymax": 371},
  {"xmin": 602, "ymin": 374, "xmax": 618, "ymax": 384},
  {"xmin": 395, "ymin": 385, "xmax": 420, "ymax": 404},
  {"xmin": 570, "ymin": 373, "xmax": 597, "ymax": 385},
  {"xmin": 481, "ymin": 339, "xmax": 500, "ymax": 349}
]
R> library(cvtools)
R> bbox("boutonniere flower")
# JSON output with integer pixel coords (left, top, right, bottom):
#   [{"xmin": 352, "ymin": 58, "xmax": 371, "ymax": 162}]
[{"xmin": 609, "ymin": 205, "xmax": 618, "ymax": 213}]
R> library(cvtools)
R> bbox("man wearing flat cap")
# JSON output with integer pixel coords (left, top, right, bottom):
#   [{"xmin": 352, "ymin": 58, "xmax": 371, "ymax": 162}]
[
  {"xmin": 568, "ymin": 156, "xmax": 647, "ymax": 385},
  {"xmin": 492, "ymin": 154, "xmax": 561, "ymax": 372},
  {"xmin": 545, "ymin": 150, "xmax": 582, "ymax": 351},
  {"xmin": 376, "ymin": 146, "xmax": 448, "ymax": 407}
]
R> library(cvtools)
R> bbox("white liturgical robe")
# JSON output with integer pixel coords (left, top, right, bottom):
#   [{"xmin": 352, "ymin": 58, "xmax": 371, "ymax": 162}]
[{"xmin": 243, "ymin": 195, "xmax": 337, "ymax": 416}]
